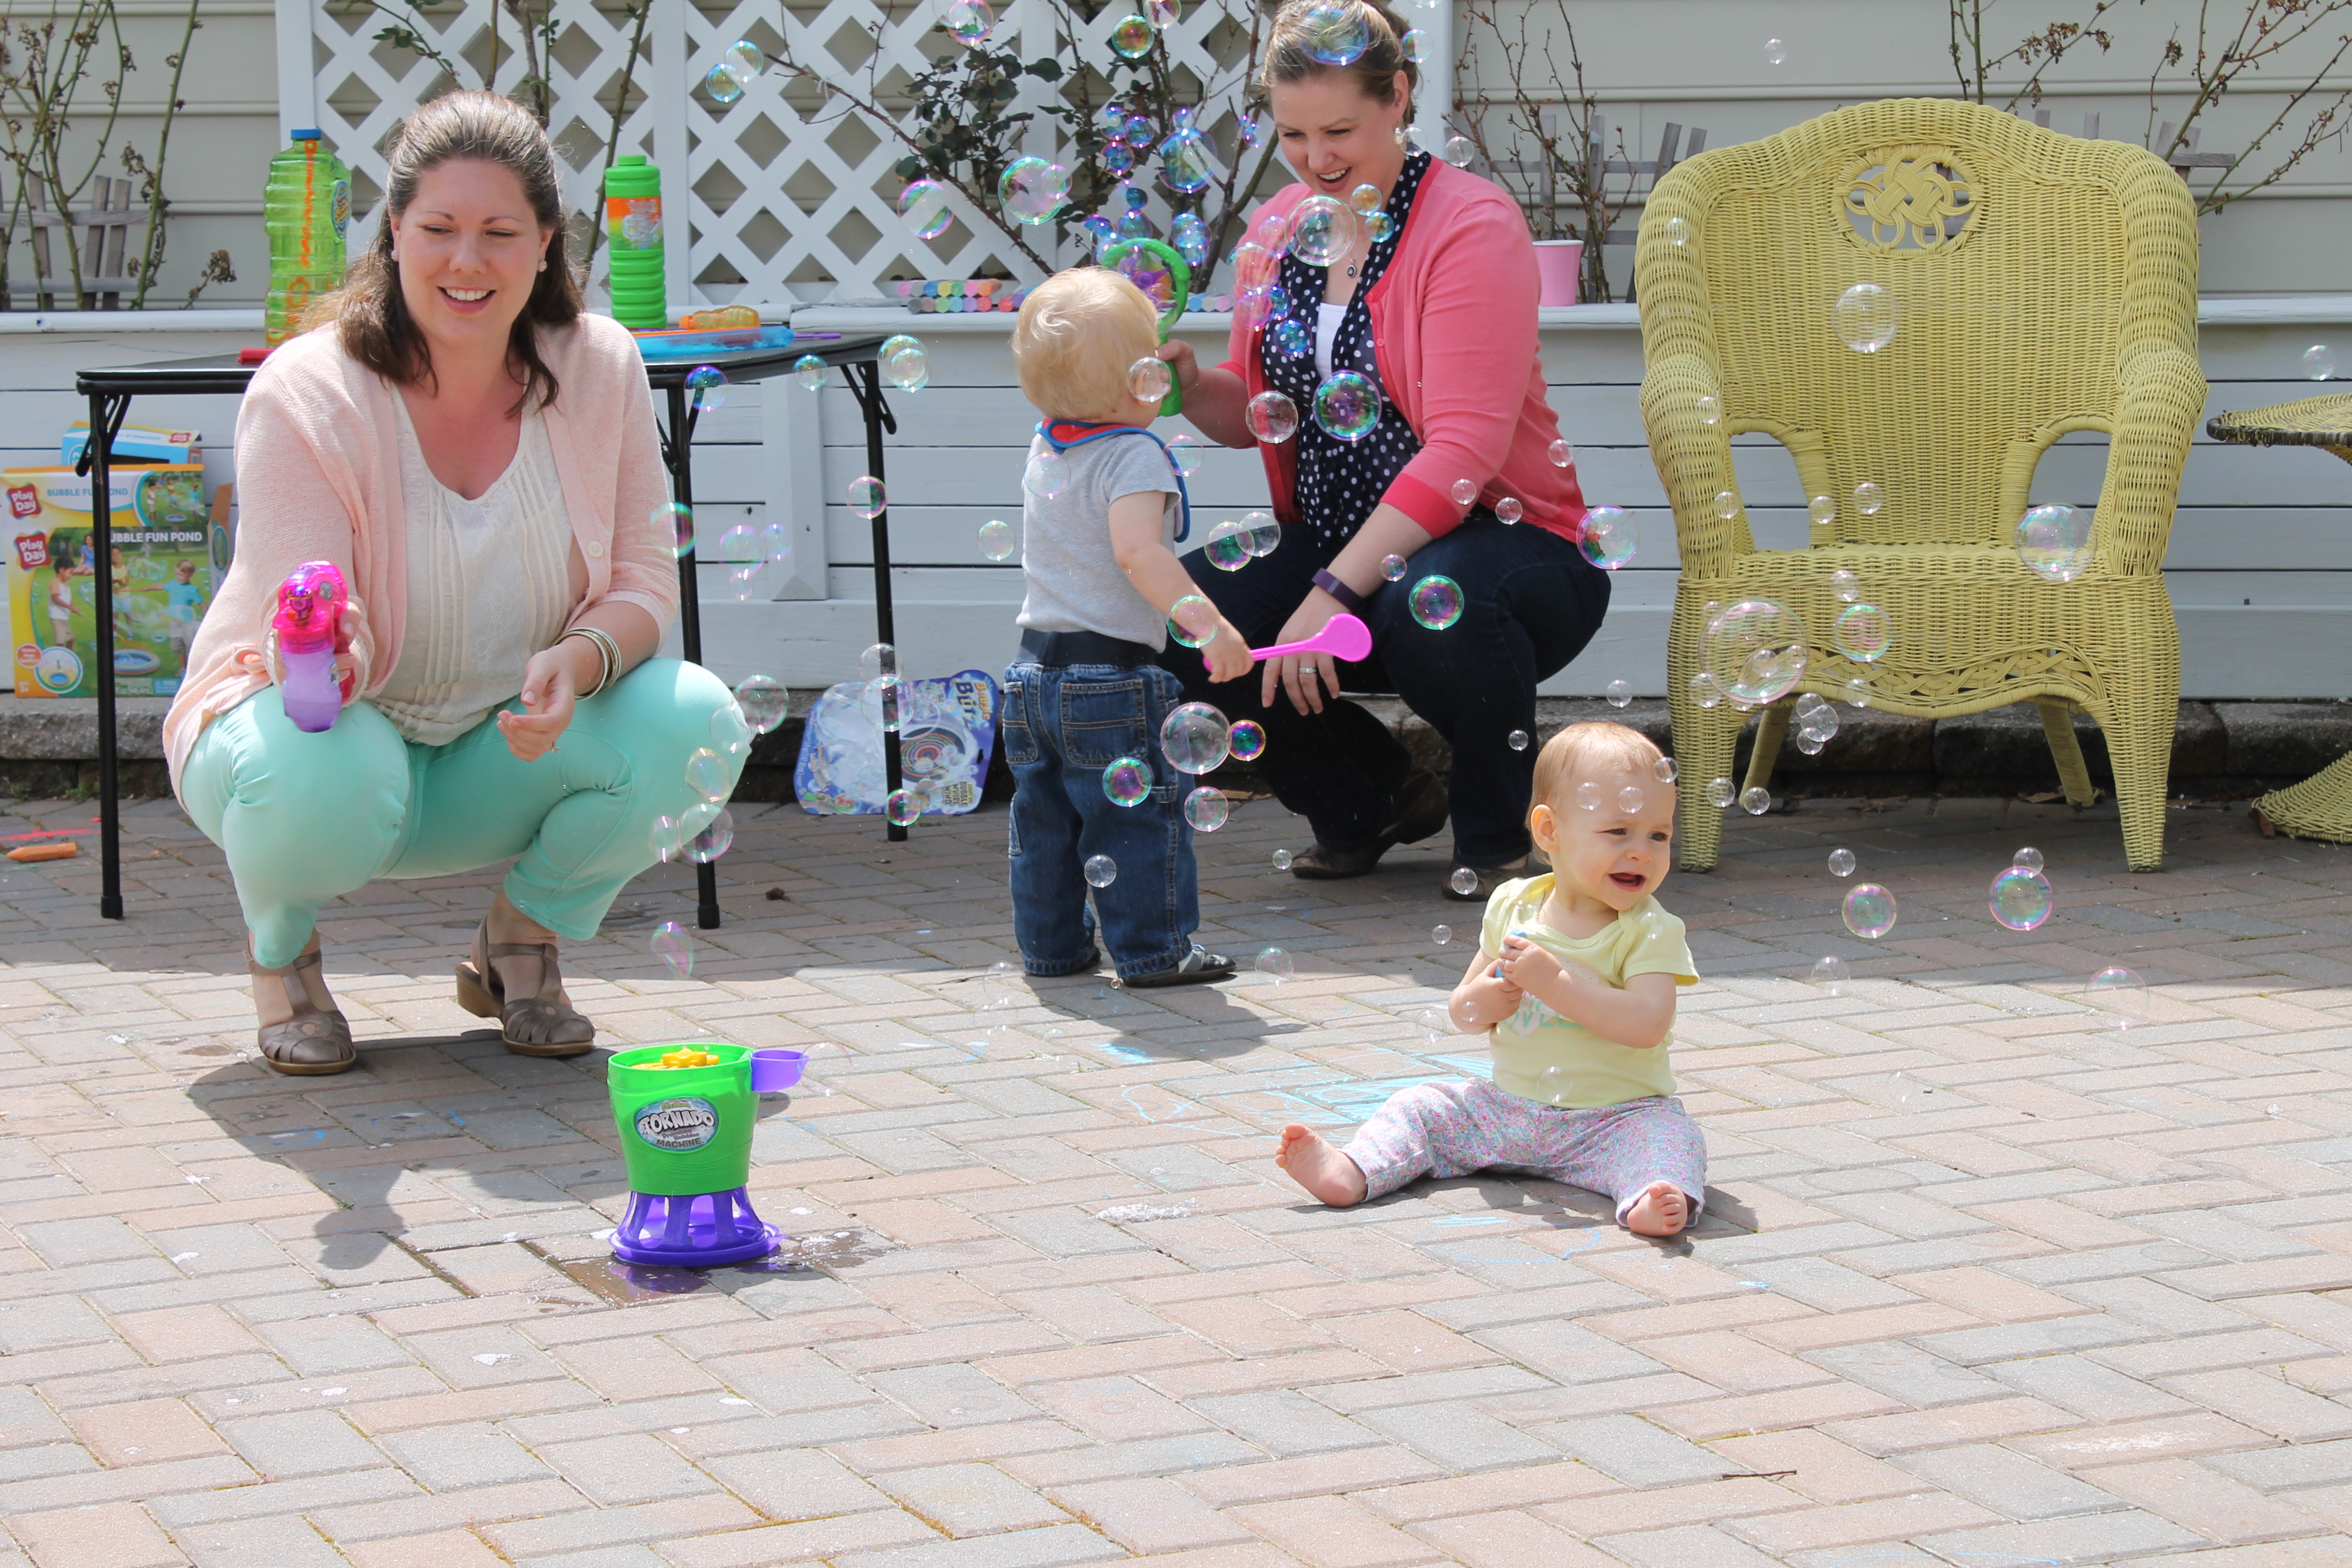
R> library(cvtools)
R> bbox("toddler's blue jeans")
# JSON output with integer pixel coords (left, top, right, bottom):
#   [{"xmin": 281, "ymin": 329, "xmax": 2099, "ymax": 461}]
[{"xmin": 1000, "ymin": 657, "xmax": 1200, "ymax": 981}]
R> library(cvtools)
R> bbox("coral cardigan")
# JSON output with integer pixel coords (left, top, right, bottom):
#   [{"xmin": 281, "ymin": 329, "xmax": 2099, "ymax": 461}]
[
  {"xmin": 1221, "ymin": 159, "xmax": 1587, "ymax": 544},
  {"xmin": 162, "ymin": 312, "xmax": 676, "ymax": 794}
]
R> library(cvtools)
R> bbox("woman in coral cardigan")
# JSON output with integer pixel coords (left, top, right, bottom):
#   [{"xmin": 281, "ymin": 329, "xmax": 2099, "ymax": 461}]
[
  {"xmin": 1157, "ymin": 0, "xmax": 1609, "ymax": 898},
  {"xmin": 166, "ymin": 92, "xmax": 743, "ymax": 1075}
]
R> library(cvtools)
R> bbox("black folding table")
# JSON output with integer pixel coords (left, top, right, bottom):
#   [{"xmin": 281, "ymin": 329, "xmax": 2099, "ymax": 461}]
[{"xmin": 72, "ymin": 329, "xmax": 912, "ymax": 930}]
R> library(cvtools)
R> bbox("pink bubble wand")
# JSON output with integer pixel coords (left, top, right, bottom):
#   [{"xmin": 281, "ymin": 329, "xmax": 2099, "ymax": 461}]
[
  {"xmin": 1250, "ymin": 611, "xmax": 1372, "ymax": 664},
  {"xmin": 272, "ymin": 560, "xmax": 352, "ymax": 733}
]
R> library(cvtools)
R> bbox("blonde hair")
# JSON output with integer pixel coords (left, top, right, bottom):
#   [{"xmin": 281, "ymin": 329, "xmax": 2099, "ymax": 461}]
[
  {"xmin": 1012, "ymin": 268, "xmax": 1162, "ymax": 422},
  {"xmin": 1530, "ymin": 722, "xmax": 1666, "ymax": 830},
  {"xmin": 1257, "ymin": 0, "xmax": 1418, "ymax": 119}
]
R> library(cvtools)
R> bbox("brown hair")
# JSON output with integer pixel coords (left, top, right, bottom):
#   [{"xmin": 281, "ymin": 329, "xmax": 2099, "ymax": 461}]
[
  {"xmin": 1530, "ymin": 722, "xmax": 1667, "ymax": 831},
  {"xmin": 321, "ymin": 90, "xmax": 582, "ymax": 413},
  {"xmin": 1256, "ymin": 0, "xmax": 1418, "ymax": 118}
]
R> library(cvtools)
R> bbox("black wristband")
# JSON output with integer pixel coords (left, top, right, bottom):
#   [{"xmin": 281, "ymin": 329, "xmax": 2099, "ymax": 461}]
[{"xmin": 1311, "ymin": 568, "xmax": 1368, "ymax": 614}]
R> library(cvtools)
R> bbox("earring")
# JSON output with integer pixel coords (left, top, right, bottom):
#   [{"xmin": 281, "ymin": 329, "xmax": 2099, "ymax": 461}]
[{"xmin": 537, "ymin": 258, "xmax": 547, "ymax": 271}]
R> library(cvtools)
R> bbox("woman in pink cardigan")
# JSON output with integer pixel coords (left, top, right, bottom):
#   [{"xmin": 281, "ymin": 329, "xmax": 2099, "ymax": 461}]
[
  {"xmin": 166, "ymin": 92, "xmax": 744, "ymax": 1075},
  {"xmin": 1157, "ymin": 0, "xmax": 1607, "ymax": 899}
]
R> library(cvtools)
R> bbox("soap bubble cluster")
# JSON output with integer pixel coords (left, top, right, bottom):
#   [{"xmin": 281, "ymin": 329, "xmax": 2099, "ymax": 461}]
[{"xmin": 1703, "ymin": 599, "xmax": 1807, "ymax": 705}]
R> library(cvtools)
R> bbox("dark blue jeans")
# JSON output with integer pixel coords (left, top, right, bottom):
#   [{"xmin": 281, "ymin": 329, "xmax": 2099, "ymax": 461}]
[
  {"xmin": 1158, "ymin": 514, "xmax": 1610, "ymax": 865},
  {"xmin": 1000, "ymin": 660, "xmax": 1201, "ymax": 981}
]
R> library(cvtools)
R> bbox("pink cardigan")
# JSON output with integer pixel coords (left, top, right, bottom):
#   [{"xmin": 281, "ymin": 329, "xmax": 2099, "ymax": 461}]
[
  {"xmin": 163, "ymin": 312, "xmax": 677, "ymax": 794},
  {"xmin": 1222, "ymin": 160, "xmax": 1587, "ymax": 543}
]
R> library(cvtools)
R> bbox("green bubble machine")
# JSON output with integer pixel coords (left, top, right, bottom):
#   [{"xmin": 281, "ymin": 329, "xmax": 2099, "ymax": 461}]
[{"xmin": 606, "ymin": 1043, "xmax": 803, "ymax": 1266}]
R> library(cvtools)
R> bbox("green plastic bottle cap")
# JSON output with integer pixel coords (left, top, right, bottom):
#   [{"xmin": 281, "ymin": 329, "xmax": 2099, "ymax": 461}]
[{"xmin": 617, "ymin": 154, "xmax": 646, "ymax": 166}]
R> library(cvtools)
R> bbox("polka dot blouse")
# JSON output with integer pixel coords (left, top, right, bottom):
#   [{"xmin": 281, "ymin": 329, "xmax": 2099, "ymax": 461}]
[{"xmin": 1261, "ymin": 149, "xmax": 1434, "ymax": 552}]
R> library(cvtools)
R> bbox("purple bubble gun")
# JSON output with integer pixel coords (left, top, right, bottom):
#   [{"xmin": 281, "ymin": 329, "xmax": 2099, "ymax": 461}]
[{"xmin": 273, "ymin": 560, "xmax": 350, "ymax": 733}]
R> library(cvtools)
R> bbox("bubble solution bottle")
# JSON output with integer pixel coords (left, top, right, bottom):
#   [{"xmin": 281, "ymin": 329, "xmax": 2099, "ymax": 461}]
[
  {"xmin": 603, "ymin": 155, "xmax": 668, "ymax": 331},
  {"xmin": 273, "ymin": 561, "xmax": 350, "ymax": 732},
  {"xmin": 264, "ymin": 130, "xmax": 351, "ymax": 347}
]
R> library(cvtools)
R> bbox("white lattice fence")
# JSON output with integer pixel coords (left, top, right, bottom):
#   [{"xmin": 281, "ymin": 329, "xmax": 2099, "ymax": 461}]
[{"xmin": 285, "ymin": 0, "xmax": 1277, "ymax": 308}]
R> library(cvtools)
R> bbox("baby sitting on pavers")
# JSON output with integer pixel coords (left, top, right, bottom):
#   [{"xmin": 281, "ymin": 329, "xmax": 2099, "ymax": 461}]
[{"xmin": 1276, "ymin": 721, "xmax": 1707, "ymax": 1236}]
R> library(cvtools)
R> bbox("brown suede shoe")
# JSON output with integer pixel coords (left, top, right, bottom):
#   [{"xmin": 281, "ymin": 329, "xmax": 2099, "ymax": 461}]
[{"xmin": 251, "ymin": 944, "xmax": 356, "ymax": 1076}]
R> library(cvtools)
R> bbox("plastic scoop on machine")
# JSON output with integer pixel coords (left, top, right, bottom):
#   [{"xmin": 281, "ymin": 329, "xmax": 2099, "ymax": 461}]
[{"xmin": 273, "ymin": 560, "xmax": 352, "ymax": 733}]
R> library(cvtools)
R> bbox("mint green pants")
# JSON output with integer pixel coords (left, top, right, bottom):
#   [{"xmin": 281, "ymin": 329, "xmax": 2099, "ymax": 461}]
[{"xmin": 181, "ymin": 658, "xmax": 747, "ymax": 967}]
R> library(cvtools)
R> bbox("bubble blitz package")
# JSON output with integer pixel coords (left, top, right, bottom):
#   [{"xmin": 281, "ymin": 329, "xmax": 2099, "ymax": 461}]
[{"xmin": 7, "ymin": 464, "xmax": 215, "ymax": 698}]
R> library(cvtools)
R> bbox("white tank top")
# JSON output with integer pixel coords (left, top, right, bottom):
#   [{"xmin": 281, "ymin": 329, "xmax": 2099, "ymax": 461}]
[{"xmin": 375, "ymin": 399, "xmax": 579, "ymax": 745}]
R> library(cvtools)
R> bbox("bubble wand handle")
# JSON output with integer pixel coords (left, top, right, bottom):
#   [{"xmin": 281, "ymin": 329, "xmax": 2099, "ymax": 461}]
[
  {"xmin": 1250, "ymin": 612, "xmax": 1371, "ymax": 664},
  {"xmin": 1098, "ymin": 237, "xmax": 1191, "ymax": 417},
  {"xmin": 271, "ymin": 560, "xmax": 351, "ymax": 733}
]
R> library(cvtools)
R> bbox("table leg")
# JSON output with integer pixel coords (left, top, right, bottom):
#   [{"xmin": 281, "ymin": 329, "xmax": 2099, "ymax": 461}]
[
  {"xmin": 88, "ymin": 390, "xmax": 124, "ymax": 921},
  {"xmin": 845, "ymin": 362, "xmax": 906, "ymax": 843},
  {"xmin": 660, "ymin": 382, "xmax": 722, "ymax": 932}
]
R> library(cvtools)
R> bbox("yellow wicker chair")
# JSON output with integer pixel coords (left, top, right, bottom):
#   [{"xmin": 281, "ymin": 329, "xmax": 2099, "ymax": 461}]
[{"xmin": 1637, "ymin": 98, "xmax": 2204, "ymax": 873}]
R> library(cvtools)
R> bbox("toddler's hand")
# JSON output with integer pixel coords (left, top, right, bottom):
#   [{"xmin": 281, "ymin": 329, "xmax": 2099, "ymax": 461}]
[
  {"xmin": 1202, "ymin": 614, "xmax": 1254, "ymax": 682},
  {"xmin": 1498, "ymin": 933, "xmax": 1564, "ymax": 994}
]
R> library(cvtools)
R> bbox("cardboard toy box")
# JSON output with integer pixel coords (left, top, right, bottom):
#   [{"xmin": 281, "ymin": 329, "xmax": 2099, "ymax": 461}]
[{"xmin": 7, "ymin": 464, "xmax": 215, "ymax": 699}]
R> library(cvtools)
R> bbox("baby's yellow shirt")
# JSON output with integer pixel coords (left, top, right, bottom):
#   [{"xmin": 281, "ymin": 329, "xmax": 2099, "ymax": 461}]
[{"xmin": 1478, "ymin": 875, "xmax": 1699, "ymax": 1109}]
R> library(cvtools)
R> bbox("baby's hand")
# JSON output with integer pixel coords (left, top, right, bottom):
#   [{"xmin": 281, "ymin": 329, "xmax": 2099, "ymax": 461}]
[
  {"xmin": 1498, "ymin": 933, "xmax": 1565, "ymax": 995},
  {"xmin": 1202, "ymin": 614, "xmax": 1254, "ymax": 682}
]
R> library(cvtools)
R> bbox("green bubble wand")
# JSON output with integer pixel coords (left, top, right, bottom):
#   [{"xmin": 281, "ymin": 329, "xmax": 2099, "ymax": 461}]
[{"xmin": 1100, "ymin": 237, "xmax": 1191, "ymax": 418}]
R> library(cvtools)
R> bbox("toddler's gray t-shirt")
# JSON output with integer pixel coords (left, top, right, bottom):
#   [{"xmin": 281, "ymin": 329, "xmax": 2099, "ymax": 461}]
[{"xmin": 1015, "ymin": 431, "xmax": 1182, "ymax": 651}]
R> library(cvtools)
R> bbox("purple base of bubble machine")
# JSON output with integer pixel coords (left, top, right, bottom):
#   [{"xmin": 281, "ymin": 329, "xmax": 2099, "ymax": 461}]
[{"xmin": 609, "ymin": 1186, "xmax": 781, "ymax": 1268}]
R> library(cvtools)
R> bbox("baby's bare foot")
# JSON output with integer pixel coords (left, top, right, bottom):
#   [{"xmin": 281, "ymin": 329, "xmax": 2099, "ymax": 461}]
[
  {"xmin": 1276, "ymin": 1123, "xmax": 1368, "ymax": 1207},
  {"xmin": 1624, "ymin": 1180, "xmax": 1691, "ymax": 1237}
]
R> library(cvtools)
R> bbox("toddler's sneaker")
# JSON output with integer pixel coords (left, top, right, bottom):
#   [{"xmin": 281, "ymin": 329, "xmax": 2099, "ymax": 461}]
[{"xmin": 1120, "ymin": 945, "xmax": 1237, "ymax": 989}]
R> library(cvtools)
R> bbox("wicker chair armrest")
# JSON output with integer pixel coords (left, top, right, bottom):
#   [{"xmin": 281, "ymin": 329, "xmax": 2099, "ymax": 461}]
[
  {"xmin": 1639, "ymin": 352, "xmax": 1747, "ymax": 578},
  {"xmin": 2098, "ymin": 344, "xmax": 2205, "ymax": 578}
]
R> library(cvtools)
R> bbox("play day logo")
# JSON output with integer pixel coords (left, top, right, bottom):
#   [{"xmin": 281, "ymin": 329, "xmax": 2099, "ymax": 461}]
[
  {"xmin": 13, "ymin": 531, "xmax": 46, "ymax": 569},
  {"xmin": 8, "ymin": 487, "xmax": 39, "ymax": 521},
  {"xmin": 634, "ymin": 1096, "xmax": 718, "ymax": 1152}
]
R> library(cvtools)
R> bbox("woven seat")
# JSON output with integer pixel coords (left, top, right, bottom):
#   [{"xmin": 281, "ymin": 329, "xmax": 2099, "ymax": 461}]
[{"xmin": 1637, "ymin": 97, "xmax": 2204, "ymax": 873}]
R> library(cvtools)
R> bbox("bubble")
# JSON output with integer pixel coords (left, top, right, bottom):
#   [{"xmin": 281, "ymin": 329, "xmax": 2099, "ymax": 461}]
[
  {"xmin": 1451, "ymin": 477, "xmax": 1479, "ymax": 506},
  {"xmin": 862, "ymin": 676, "xmax": 903, "ymax": 733},
  {"xmin": 885, "ymin": 788, "xmax": 921, "ymax": 827},
  {"xmin": 1125, "ymin": 113, "xmax": 1157, "ymax": 149},
  {"xmin": 881, "ymin": 333, "xmax": 930, "ymax": 391},
  {"xmin": 1167, "ymin": 594, "xmax": 1220, "ymax": 649},
  {"xmin": 1854, "ymin": 481, "xmax": 1884, "ymax": 516},
  {"xmin": 1690, "ymin": 672, "xmax": 1723, "ymax": 710},
  {"xmin": 1024, "ymin": 450, "xmax": 1070, "ymax": 498},
  {"xmin": 1085, "ymin": 854, "xmax": 1119, "ymax": 888},
  {"xmin": 897, "ymin": 179, "xmax": 952, "ymax": 239},
  {"xmin": 1267, "ymin": 317, "xmax": 1308, "ymax": 360},
  {"xmin": 1844, "ymin": 677, "xmax": 1872, "ymax": 708},
  {"xmin": 652, "ymin": 501, "xmax": 694, "ymax": 558},
  {"xmin": 847, "ymin": 476, "xmax": 887, "ymax": 519},
  {"xmin": 2014, "ymin": 846, "xmax": 2044, "ymax": 873},
  {"xmin": 686, "ymin": 808, "xmax": 734, "ymax": 862},
  {"xmin": 1664, "ymin": 214, "xmax": 1690, "ymax": 246},
  {"xmin": 1110, "ymin": 13, "xmax": 1157, "ymax": 56},
  {"xmin": 1703, "ymin": 598, "xmax": 1807, "ymax": 705},
  {"xmin": 651, "ymin": 815, "xmax": 683, "ymax": 862},
  {"xmin": 1449, "ymin": 866, "xmax": 1478, "ymax": 895},
  {"xmin": 1538, "ymin": 1064, "xmax": 1569, "ymax": 1105},
  {"xmin": 1810, "ymin": 495, "xmax": 1837, "ymax": 528},
  {"xmin": 1313, "ymin": 372, "xmax": 1382, "ymax": 440},
  {"xmin": 2087, "ymin": 965, "xmax": 2149, "ymax": 1027},
  {"xmin": 1204, "ymin": 520, "xmax": 1253, "ymax": 572},
  {"xmin": 1246, "ymin": 391, "xmax": 1300, "ymax": 444},
  {"xmin": 1763, "ymin": 35, "xmax": 1786, "ymax": 63},
  {"xmin": 1695, "ymin": 394, "xmax": 1721, "ymax": 426},
  {"xmin": 1711, "ymin": 489, "xmax": 1742, "ymax": 521},
  {"xmin": 1811, "ymin": 954, "xmax": 1848, "ymax": 994},
  {"xmin": 1548, "ymin": 438, "xmax": 1573, "ymax": 467},
  {"xmin": 1161, "ymin": 702, "xmax": 1232, "ymax": 774},
  {"xmin": 1228, "ymin": 720, "xmax": 1266, "ymax": 761},
  {"xmin": 1705, "ymin": 776, "xmax": 1736, "ymax": 808},
  {"xmin": 1833, "ymin": 601, "xmax": 1892, "ymax": 663},
  {"xmin": 1160, "ymin": 130, "xmax": 1214, "ymax": 194},
  {"xmin": 1102, "ymin": 756, "xmax": 1152, "ymax": 807},
  {"xmin": 1409, "ymin": 575, "xmax": 1463, "ymax": 630},
  {"xmin": 999, "ymin": 157, "xmax": 1071, "ymax": 224},
  {"xmin": 1829, "ymin": 568, "xmax": 1862, "ymax": 603},
  {"xmin": 1574, "ymin": 780, "xmax": 1603, "ymax": 812},
  {"xmin": 1990, "ymin": 866, "xmax": 2054, "ymax": 932},
  {"xmin": 1794, "ymin": 729, "xmax": 1826, "ymax": 756},
  {"xmin": 1833, "ymin": 281, "xmax": 1899, "ymax": 352},
  {"xmin": 1794, "ymin": 693, "xmax": 1838, "ymax": 742},
  {"xmin": 1508, "ymin": 729, "xmax": 1529, "ymax": 751},
  {"xmin": 1379, "ymin": 553, "xmax": 1408, "ymax": 582},
  {"xmin": 734, "ymin": 674, "xmax": 788, "ymax": 734},
  {"xmin": 2306, "ymin": 344, "xmax": 2336, "ymax": 380},
  {"xmin": 1273, "ymin": 849, "xmax": 1294, "ymax": 872},
  {"xmin": 1287, "ymin": 195, "xmax": 1360, "ymax": 268},
  {"xmin": 1348, "ymin": 182, "xmax": 1383, "ymax": 215},
  {"xmin": 1442, "ymin": 134, "xmax": 1474, "ymax": 168},
  {"xmin": 1257, "ymin": 946, "xmax": 1295, "ymax": 983},
  {"xmin": 1300, "ymin": 0, "xmax": 1369, "ymax": 62},
  {"xmin": 1129, "ymin": 356, "xmax": 1172, "ymax": 405},
  {"xmin": 1739, "ymin": 786, "xmax": 1771, "ymax": 815},
  {"xmin": 685, "ymin": 747, "xmax": 731, "ymax": 802},
  {"xmin": 945, "ymin": 0, "xmax": 993, "ymax": 42},
  {"xmin": 684, "ymin": 364, "xmax": 731, "ymax": 416},
  {"xmin": 1400, "ymin": 25, "xmax": 1431, "ymax": 62},
  {"xmin": 1244, "ymin": 510, "xmax": 1283, "ymax": 556},
  {"xmin": 703, "ymin": 62, "xmax": 745, "ymax": 104},
  {"xmin": 1577, "ymin": 505, "xmax": 1637, "ymax": 569},
  {"xmin": 793, "ymin": 354, "xmax": 827, "ymax": 391},
  {"xmin": 859, "ymin": 643, "xmax": 899, "ymax": 683},
  {"xmin": 2016, "ymin": 503, "xmax": 2092, "ymax": 582},
  {"xmin": 1165, "ymin": 434, "xmax": 1204, "ymax": 477},
  {"xmin": 652, "ymin": 921, "xmax": 694, "ymax": 978},
  {"xmin": 1433, "ymin": 923, "xmax": 1451, "ymax": 945},
  {"xmin": 1605, "ymin": 678, "xmax": 1631, "ymax": 708},
  {"xmin": 1184, "ymin": 786, "xmax": 1229, "ymax": 832},
  {"xmin": 1843, "ymin": 883, "xmax": 1897, "ymax": 939},
  {"xmin": 1617, "ymin": 785, "xmax": 1645, "ymax": 813}
]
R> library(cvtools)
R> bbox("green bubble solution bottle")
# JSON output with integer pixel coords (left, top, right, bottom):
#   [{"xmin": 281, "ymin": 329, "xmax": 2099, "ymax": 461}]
[
  {"xmin": 603, "ymin": 154, "xmax": 669, "ymax": 331},
  {"xmin": 263, "ymin": 129, "xmax": 351, "ymax": 347}
]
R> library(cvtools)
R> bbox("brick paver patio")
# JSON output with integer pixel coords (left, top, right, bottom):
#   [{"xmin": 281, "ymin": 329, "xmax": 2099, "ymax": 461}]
[{"xmin": 6, "ymin": 780, "xmax": 2352, "ymax": 1567}]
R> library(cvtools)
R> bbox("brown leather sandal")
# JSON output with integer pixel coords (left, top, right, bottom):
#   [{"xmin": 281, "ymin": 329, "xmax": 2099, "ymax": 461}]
[
  {"xmin": 250, "ymin": 944, "xmax": 357, "ymax": 1076},
  {"xmin": 456, "ymin": 923, "xmax": 595, "ymax": 1057}
]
